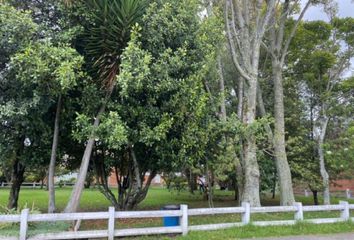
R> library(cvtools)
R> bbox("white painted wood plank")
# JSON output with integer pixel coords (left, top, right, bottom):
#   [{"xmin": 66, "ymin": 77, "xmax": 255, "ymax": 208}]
[
  {"xmin": 294, "ymin": 202, "xmax": 303, "ymax": 221},
  {"xmin": 252, "ymin": 206, "xmax": 296, "ymax": 213},
  {"xmin": 114, "ymin": 226, "xmax": 182, "ymax": 237},
  {"xmin": 242, "ymin": 202, "xmax": 250, "ymax": 224},
  {"xmin": 302, "ymin": 205, "xmax": 343, "ymax": 212},
  {"xmin": 188, "ymin": 207, "xmax": 244, "ymax": 216},
  {"xmin": 28, "ymin": 230, "xmax": 107, "ymax": 240},
  {"xmin": 108, "ymin": 207, "xmax": 115, "ymax": 240},
  {"xmin": 28, "ymin": 212, "xmax": 108, "ymax": 222},
  {"xmin": 189, "ymin": 222, "xmax": 244, "ymax": 231},
  {"xmin": 19, "ymin": 209, "xmax": 29, "ymax": 240},
  {"xmin": 349, "ymin": 204, "xmax": 354, "ymax": 209},
  {"xmin": 180, "ymin": 205, "xmax": 188, "ymax": 236},
  {"xmin": 0, "ymin": 236, "xmax": 17, "ymax": 240},
  {"xmin": 0, "ymin": 214, "xmax": 21, "ymax": 222},
  {"xmin": 339, "ymin": 201, "xmax": 350, "ymax": 220},
  {"xmin": 253, "ymin": 220, "xmax": 296, "ymax": 226},
  {"xmin": 115, "ymin": 210, "xmax": 181, "ymax": 218},
  {"xmin": 305, "ymin": 218, "xmax": 344, "ymax": 224}
]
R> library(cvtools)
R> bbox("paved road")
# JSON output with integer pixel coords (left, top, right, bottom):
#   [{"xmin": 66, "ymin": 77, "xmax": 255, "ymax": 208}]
[{"xmin": 245, "ymin": 233, "xmax": 354, "ymax": 240}]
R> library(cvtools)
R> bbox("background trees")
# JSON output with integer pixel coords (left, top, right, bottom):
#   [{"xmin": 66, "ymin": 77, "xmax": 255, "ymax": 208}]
[{"xmin": 0, "ymin": 0, "xmax": 353, "ymax": 212}]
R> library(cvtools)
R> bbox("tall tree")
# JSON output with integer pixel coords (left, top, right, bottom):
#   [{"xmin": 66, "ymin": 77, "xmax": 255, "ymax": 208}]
[
  {"xmin": 225, "ymin": 0, "xmax": 276, "ymax": 206},
  {"xmin": 289, "ymin": 18, "xmax": 354, "ymax": 204},
  {"xmin": 263, "ymin": 0, "xmax": 315, "ymax": 206},
  {"xmin": 64, "ymin": 0, "xmax": 146, "ymax": 213}
]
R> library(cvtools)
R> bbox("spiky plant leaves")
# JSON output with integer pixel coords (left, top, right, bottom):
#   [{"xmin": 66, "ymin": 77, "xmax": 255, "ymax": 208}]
[{"xmin": 85, "ymin": 0, "xmax": 146, "ymax": 91}]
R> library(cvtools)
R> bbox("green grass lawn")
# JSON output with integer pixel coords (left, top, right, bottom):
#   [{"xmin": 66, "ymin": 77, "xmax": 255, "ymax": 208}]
[{"xmin": 0, "ymin": 187, "xmax": 354, "ymax": 239}]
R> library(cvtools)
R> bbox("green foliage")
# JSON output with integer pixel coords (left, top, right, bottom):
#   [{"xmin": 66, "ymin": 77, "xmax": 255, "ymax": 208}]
[
  {"xmin": 0, "ymin": 203, "xmax": 40, "ymax": 229},
  {"xmin": 10, "ymin": 41, "xmax": 83, "ymax": 94},
  {"xmin": 333, "ymin": 17, "xmax": 354, "ymax": 46},
  {"xmin": 0, "ymin": 4, "xmax": 37, "ymax": 68},
  {"xmin": 97, "ymin": 112, "xmax": 128, "ymax": 149}
]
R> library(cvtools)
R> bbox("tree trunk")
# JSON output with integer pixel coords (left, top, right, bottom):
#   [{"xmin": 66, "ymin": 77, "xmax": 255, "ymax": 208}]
[
  {"xmin": 48, "ymin": 95, "xmax": 62, "ymax": 213},
  {"xmin": 205, "ymin": 163, "xmax": 214, "ymax": 208},
  {"xmin": 235, "ymin": 77, "xmax": 244, "ymax": 205},
  {"xmin": 185, "ymin": 168, "xmax": 197, "ymax": 194},
  {"xmin": 218, "ymin": 55, "xmax": 227, "ymax": 121},
  {"xmin": 241, "ymin": 77, "xmax": 261, "ymax": 207},
  {"xmin": 272, "ymin": 62, "xmax": 295, "ymax": 206},
  {"xmin": 64, "ymin": 103, "xmax": 107, "ymax": 213},
  {"xmin": 312, "ymin": 189, "xmax": 319, "ymax": 205},
  {"xmin": 318, "ymin": 117, "xmax": 330, "ymax": 205},
  {"xmin": 8, "ymin": 160, "xmax": 25, "ymax": 209},
  {"xmin": 272, "ymin": 168, "xmax": 277, "ymax": 199}
]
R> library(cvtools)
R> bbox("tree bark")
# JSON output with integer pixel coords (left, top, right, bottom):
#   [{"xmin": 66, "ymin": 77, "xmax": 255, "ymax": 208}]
[
  {"xmin": 242, "ymin": 76, "xmax": 261, "ymax": 207},
  {"xmin": 8, "ymin": 160, "xmax": 25, "ymax": 209},
  {"xmin": 185, "ymin": 168, "xmax": 197, "ymax": 194},
  {"xmin": 272, "ymin": 62, "xmax": 295, "ymax": 206},
  {"xmin": 265, "ymin": 0, "xmax": 311, "ymax": 206},
  {"xmin": 205, "ymin": 163, "xmax": 214, "ymax": 208},
  {"xmin": 64, "ymin": 102, "xmax": 107, "ymax": 213},
  {"xmin": 318, "ymin": 117, "xmax": 330, "ymax": 205},
  {"xmin": 217, "ymin": 55, "xmax": 227, "ymax": 121},
  {"xmin": 48, "ymin": 95, "xmax": 62, "ymax": 213},
  {"xmin": 312, "ymin": 189, "xmax": 319, "ymax": 205},
  {"xmin": 235, "ymin": 77, "xmax": 244, "ymax": 205},
  {"xmin": 225, "ymin": 0, "xmax": 276, "ymax": 207}
]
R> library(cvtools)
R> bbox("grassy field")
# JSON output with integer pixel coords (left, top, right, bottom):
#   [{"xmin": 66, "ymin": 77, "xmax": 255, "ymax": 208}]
[{"xmin": 0, "ymin": 187, "xmax": 354, "ymax": 239}]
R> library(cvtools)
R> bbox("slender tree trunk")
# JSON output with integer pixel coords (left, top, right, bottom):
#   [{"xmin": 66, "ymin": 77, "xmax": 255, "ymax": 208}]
[
  {"xmin": 318, "ymin": 117, "xmax": 330, "ymax": 205},
  {"xmin": 272, "ymin": 62, "xmax": 295, "ymax": 206},
  {"xmin": 48, "ymin": 95, "xmax": 62, "ymax": 213},
  {"xmin": 8, "ymin": 160, "xmax": 25, "ymax": 209},
  {"xmin": 205, "ymin": 163, "xmax": 214, "ymax": 208},
  {"xmin": 64, "ymin": 103, "xmax": 107, "ymax": 213},
  {"xmin": 235, "ymin": 77, "xmax": 244, "ymax": 205},
  {"xmin": 312, "ymin": 189, "xmax": 319, "ymax": 205},
  {"xmin": 186, "ymin": 168, "xmax": 197, "ymax": 194},
  {"xmin": 218, "ymin": 56, "xmax": 227, "ymax": 121}
]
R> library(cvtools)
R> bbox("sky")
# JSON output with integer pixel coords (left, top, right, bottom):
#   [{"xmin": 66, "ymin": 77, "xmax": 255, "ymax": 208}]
[
  {"xmin": 302, "ymin": 0, "xmax": 354, "ymax": 21},
  {"xmin": 301, "ymin": 0, "xmax": 354, "ymax": 76}
]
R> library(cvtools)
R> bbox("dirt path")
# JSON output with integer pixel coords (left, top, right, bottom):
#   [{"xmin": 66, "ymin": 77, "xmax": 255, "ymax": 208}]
[{"xmin": 245, "ymin": 233, "xmax": 354, "ymax": 240}]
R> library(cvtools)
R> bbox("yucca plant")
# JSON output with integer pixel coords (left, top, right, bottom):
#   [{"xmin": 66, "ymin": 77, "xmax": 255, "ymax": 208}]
[
  {"xmin": 64, "ymin": 0, "xmax": 146, "ymax": 213},
  {"xmin": 85, "ymin": 0, "xmax": 146, "ymax": 90}
]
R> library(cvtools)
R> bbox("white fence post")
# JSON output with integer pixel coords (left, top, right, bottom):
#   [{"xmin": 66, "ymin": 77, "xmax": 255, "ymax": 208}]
[
  {"xmin": 294, "ymin": 202, "xmax": 303, "ymax": 221},
  {"xmin": 19, "ymin": 208, "xmax": 29, "ymax": 240},
  {"xmin": 242, "ymin": 202, "xmax": 250, "ymax": 225},
  {"xmin": 339, "ymin": 201, "xmax": 349, "ymax": 221},
  {"xmin": 108, "ymin": 207, "xmax": 115, "ymax": 240},
  {"xmin": 180, "ymin": 204, "xmax": 188, "ymax": 236},
  {"xmin": 304, "ymin": 189, "xmax": 309, "ymax": 197},
  {"xmin": 346, "ymin": 189, "xmax": 351, "ymax": 199}
]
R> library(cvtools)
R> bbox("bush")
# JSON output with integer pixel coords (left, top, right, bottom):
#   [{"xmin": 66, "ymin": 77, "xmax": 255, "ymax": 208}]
[{"xmin": 0, "ymin": 203, "xmax": 40, "ymax": 229}]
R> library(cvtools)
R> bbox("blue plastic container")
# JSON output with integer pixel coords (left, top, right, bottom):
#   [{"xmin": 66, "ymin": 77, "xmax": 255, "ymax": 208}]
[{"xmin": 162, "ymin": 205, "xmax": 180, "ymax": 227}]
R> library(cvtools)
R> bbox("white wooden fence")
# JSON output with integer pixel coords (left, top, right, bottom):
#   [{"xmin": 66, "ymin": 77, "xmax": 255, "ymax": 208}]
[
  {"xmin": 0, "ymin": 202, "xmax": 353, "ymax": 240},
  {"xmin": 0, "ymin": 182, "xmax": 74, "ymax": 188},
  {"xmin": 302, "ymin": 189, "xmax": 353, "ymax": 199}
]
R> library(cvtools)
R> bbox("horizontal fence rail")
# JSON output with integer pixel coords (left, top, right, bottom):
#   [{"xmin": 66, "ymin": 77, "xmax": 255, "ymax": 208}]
[
  {"xmin": 0, "ymin": 182, "xmax": 75, "ymax": 188},
  {"xmin": 298, "ymin": 189, "xmax": 353, "ymax": 199},
  {"xmin": 0, "ymin": 202, "xmax": 353, "ymax": 239}
]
